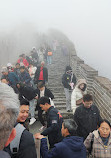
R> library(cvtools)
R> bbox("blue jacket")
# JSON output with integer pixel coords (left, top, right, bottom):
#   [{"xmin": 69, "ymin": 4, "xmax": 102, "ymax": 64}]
[
  {"xmin": 41, "ymin": 136, "xmax": 86, "ymax": 158},
  {"xmin": 8, "ymin": 72, "xmax": 19, "ymax": 86},
  {"xmin": 19, "ymin": 71, "xmax": 31, "ymax": 84}
]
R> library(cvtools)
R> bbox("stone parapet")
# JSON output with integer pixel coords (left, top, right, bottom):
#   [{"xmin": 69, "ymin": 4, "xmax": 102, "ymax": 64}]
[{"xmin": 93, "ymin": 76, "xmax": 111, "ymax": 121}]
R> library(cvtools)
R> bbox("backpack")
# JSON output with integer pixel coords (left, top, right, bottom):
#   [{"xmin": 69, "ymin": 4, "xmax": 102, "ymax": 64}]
[
  {"xmin": 88, "ymin": 133, "xmax": 94, "ymax": 155},
  {"xmin": 10, "ymin": 123, "xmax": 26, "ymax": 155}
]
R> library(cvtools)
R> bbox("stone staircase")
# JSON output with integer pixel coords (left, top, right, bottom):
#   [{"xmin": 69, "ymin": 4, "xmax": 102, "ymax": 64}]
[{"xmin": 47, "ymin": 47, "xmax": 73, "ymax": 119}]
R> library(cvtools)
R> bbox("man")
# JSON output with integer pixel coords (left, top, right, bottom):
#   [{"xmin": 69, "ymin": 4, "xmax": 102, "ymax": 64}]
[
  {"xmin": 62, "ymin": 66, "xmax": 76, "ymax": 112},
  {"xmin": 35, "ymin": 97, "xmax": 63, "ymax": 148},
  {"xmin": 19, "ymin": 66, "xmax": 31, "ymax": 85},
  {"xmin": 35, "ymin": 81, "xmax": 54, "ymax": 131},
  {"xmin": 74, "ymin": 94, "xmax": 102, "ymax": 140},
  {"xmin": 36, "ymin": 119, "xmax": 86, "ymax": 158},
  {"xmin": 1, "ymin": 67, "xmax": 19, "ymax": 93},
  {"xmin": 0, "ymin": 82, "xmax": 19, "ymax": 158},
  {"xmin": 34, "ymin": 61, "xmax": 48, "ymax": 84}
]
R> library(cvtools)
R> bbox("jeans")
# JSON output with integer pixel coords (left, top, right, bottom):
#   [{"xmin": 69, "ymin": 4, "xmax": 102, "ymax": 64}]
[
  {"xmin": 64, "ymin": 88, "xmax": 72, "ymax": 111},
  {"xmin": 47, "ymin": 56, "xmax": 52, "ymax": 64},
  {"xmin": 29, "ymin": 99, "xmax": 35, "ymax": 118}
]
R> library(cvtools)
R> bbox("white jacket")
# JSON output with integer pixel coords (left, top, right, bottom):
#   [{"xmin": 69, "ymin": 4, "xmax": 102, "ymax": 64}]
[{"xmin": 71, "ymin": 79, "xmax": 87, "ymax": 114}]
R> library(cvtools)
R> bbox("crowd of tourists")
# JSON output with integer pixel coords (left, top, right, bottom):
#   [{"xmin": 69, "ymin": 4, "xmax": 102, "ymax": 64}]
[{"xmin": 0, "ymin": 44, "xmax": 111, "ymax": 158}]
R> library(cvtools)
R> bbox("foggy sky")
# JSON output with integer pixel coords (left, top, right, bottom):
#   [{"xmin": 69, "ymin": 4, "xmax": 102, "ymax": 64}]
[{"xmin": 0, "ymin": 0, "xmax": 111, "ymax": 80}]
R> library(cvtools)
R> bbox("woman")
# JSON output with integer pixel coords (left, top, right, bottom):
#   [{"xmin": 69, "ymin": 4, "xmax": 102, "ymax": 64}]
[
  {"xmin": 84, "ymin": 119, "xmax": 111, "ymax": 158},
  {"xmin": 71, "ymin": 79, "xmax": 87, "ymax": 114}
]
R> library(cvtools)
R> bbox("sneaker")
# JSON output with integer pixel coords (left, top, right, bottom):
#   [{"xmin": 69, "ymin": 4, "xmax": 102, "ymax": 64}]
[
  {"xmin": 29, "ymin": 117, "xmax": 36, "ymax": 125},
  {"xmin": 39, "ymin": 126, "xmax": 46, "ymax": 132}
]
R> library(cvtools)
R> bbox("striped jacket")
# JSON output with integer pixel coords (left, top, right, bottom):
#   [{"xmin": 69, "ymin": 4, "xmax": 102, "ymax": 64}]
[{"xmin": 84, "ymin": 130, "xmax": 111, "ymax": 158}]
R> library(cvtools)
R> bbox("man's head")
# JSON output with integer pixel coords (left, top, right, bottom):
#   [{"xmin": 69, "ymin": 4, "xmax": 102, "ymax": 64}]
[
  {"xmin": 20, "ymin": 66, "xmax": 25, "ymax": 73},
  {"xmin": 62, "ymin": 119, "xmax": 78, "ymax": 137},
  {"xmin": 37, "ymin": 81, "xmax": 45, "ymax": 91},
  {"xmin": 17, "ymin": 100, "xmax": 29, "ymax": 123},
  {"xmin": 15, "ymin": 63, "xmax": 20, "ymax": 69},
  {"xmin": 1, "ymin": 78, "xmax": 9, "ymax": 84},
  {"xmin": 0, "ymin": 82, "xmax": 19, "ymax": 149},
  {"xmin": 38, "ymin": 96, "xmax": 51, "ymax": 112},
  {"xmin": 1, "ymin": 67, "xmax": 8, "ymax": 76},
  {"xmin": 41, "ymin": 61, "xmax": 45, "ymax": 67},
  {"xmin": 83, "ymin": 94, "xmax": 93, "ymax": 108}
]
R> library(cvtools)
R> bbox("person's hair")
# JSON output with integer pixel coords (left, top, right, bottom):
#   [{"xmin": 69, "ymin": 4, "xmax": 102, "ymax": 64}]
[
  {"xmin": 20, "ymin": 99, "xmax": 29, "ymax": 106},
  {"xmin": 38, "ymin": 96, "xmax": 50, "ymax": 106},
  {"xmin": 98, "ymin": 119, "xmax": 111, "ymax": 128},
  {"xmin": 63, "ymin": 119, "xmax": 78, "ymax": 136},
  {"xmin": 78, "ymin": 84, "xmax": 87, "ymax": 92},
  {"xmin": 65, "ymin": 66, "xmax": 72, "ymax": 72},
  {"xmin": 83, "ymin": 94, "xmax": 93, "ymax": 102},
  {"xmin": 15, "ymin": 63, "xmax": 20, "ymax": 66},
  {"xmin": 0, "ymin": 82, "xmax": 19, "ymax": 149},
  {"xmin": 20, "ymin": 66, "xmax": 25, "ymax": 70},
  {"xmin": 37, "ymin": 81, "xmax": 45, "ymax": 88}
]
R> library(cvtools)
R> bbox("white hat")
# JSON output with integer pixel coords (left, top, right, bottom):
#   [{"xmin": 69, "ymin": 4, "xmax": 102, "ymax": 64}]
[{"xmin": 7, "ymin": 63, "xmax": 12, "ymax": 67}]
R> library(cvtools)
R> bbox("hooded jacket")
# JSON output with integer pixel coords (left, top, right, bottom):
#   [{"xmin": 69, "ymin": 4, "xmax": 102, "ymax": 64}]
[
  {"xmin": 71, "ymin": 79, "xmax": 87, "ymax": 114},
  {"xmin": 40, "ymin": 136, "xmax": 86, "ymax": 158}
]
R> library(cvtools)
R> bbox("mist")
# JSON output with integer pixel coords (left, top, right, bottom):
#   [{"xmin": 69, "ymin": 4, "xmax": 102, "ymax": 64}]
[{"xmin": 0, "ymin": 0, "xmax": 111, "ymax": 79}]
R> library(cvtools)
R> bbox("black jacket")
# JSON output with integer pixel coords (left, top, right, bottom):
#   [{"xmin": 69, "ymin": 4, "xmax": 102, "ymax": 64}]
[
  {"xmin": 4, "ymin": 126, "xmax": 37, "ymax": 158},
  {"xmin": 41, "ymin": 106, "xmax": 63, "ymax": 148},
  {"xmin": 62, "ymin": 73, "xmax": 76, "ymax": 90},
  {"xmin": 74, "ymin": 104, "xmax": 102, "ymax": 140},
  {"xmin": 18, "ymin": 85, "xmax": 37, "ymax": 101},
  {"xmin": 34, "ymin": 66, "xmax": 48, "ymax": 84},
  {"xmin": 35, "ymin": 87, "xmax": 54, "ymax": 99}
]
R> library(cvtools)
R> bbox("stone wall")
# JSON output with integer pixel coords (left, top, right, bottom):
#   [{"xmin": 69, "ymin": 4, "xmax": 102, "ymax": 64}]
[{"xmin": 70, "ymin": 51, "xmax": 111, "ymax": 120}]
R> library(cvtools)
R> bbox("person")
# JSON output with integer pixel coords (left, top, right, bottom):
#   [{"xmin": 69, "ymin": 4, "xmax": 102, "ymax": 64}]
[
  {"xmin": 17, "ymin": 82, "xmax": 38, "ymax": 125},
  {"xmin": 47, "ymin": 47, "xmax": 52, "ymax": 65},
  {"xmin": 14, "ymin": 63, "xmax": 21, "ymax": 78},
  {"xmin": 17, "ymin": 54, "xmax": 29, "ymax": 67},
  {"xmin": 62, "ymin": 66, "xmax": 76, "ymax": 112},
  {"xmin": 1, "ymin": 67, "xmax": 19, "ymax": 93},
  {"xmin": 17, "ymin": 99, "xmax": 30, "ymax": 130},
  {"xmin": 35, "ymin": 81, "xmax": 54, "ymax": 131},
  {"xmin": 35, "ymin": 97, "xmax": 63, "ymax": 148},
  {"xmin": 84, "ymin": 119, "xmax": 111, "ymax": 158},
  {"xmin": 34, "ymin": 61, "xmax": 48, "ymax": 84},
  {"xmin": 19, "ymin": 66, "xmax": 31, "ymax": 85},
  {"xmin": 71, "ymin": 79, "xmax": 87, "ymax": 114},
  {"xmin": 74, "ymin": 94, "xmax": 102, "ymax": 140},
  {"xmin": 28, "ymin": 63, "xmax": 37, "ymax": 88},
  {"xmin": 36, "ymin": 119, "xmax": 86, "ymax": 158},
  {"xmin": 0, "ymin": 82, "xmax": 19, "ymax": 158}
]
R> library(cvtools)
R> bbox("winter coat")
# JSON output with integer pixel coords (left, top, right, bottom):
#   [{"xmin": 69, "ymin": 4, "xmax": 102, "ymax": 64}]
[
  {"xmin": 71, "ymin": 79, "xmax": 87, "ymax": 114},
  {"xmin": 34, "ymin": 66, "xmax": 48, "ymax": 84},
  {"xmin": 84, "ymin": 130, "xmax": 111, "ymax": 158},
  {"xmin": 74, "ymin": 104, "xmax": 102, "ymax": 140},
  {"xmin": 28, "ymin": 66, "xmax": 37, "ymax": 79},
  {"xmin": 8, "ymin": 72, "xmax": 19, "ymax": 86},
  {"xmin": 41, "ymin": 106, "xmax": 63, "ymax": 148},
  {"xmin": 19, "ymin": 71, "xmax": 31, "ymax": 85},
  {"xmin": 62, "ymin": 72, "xmax": 76, "ymax": 90},
  {"xmin": 40, "ymin": 136, "xmax": 86, "ymax": 158},
  {"xmin": 17, "ymin": 58, "xmax": 29, "ymax": 67},
  {"xmin": 18, "ymin": 85, "xmax": 37, "ymax": 101}
]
